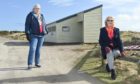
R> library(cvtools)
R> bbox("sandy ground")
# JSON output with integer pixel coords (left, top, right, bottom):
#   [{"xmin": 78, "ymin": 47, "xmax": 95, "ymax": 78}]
[{"xmin": 0, "ymin": 37, "xmax": 103, "ymax": 84}]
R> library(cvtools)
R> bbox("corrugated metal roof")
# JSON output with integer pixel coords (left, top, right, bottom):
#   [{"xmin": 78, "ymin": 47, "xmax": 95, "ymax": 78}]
[{"xmin": 47, "ymin": 4, "xmax": 103, "ymax": 25}]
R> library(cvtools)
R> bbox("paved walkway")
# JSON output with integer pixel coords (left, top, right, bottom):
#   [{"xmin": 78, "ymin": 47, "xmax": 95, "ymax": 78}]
[{"xmin": 0, "ymin": 37, "xmax": 103, "ymax": 84}]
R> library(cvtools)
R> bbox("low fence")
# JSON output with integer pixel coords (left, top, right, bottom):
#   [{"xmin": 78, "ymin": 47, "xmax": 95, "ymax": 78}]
[{"xmin": 124, "ymin": 45, "xmax": 140, "ymax": 50}]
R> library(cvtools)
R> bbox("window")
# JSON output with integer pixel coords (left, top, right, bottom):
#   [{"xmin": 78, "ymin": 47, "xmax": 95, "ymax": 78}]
[
  {"xmin": 47, "ymin": 26, "xmax": 56, "ymax": 36},
  {"xmin": 62, "ymin": 26, "xmax": 70, "ymax": 32},
  {"xmin": 47, "ymin": 26, "xmax": 56, "ymax": 32}
]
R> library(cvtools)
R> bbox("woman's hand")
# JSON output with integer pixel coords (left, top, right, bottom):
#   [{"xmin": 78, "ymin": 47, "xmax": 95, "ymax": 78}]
[
  {"xmin": 26, "ymin": 34, "xmax": 30, "ymax": 41},
  {"xmin": 121, "ymin": 51, "xmax": 125, "ymax": 57},
  {"xmin": 105, "ymin": 47, "xmax": 111, "ymax": 53},
  {"xmin": 109, "ymin": 43, "xmax": 114, "ymax": 47}
]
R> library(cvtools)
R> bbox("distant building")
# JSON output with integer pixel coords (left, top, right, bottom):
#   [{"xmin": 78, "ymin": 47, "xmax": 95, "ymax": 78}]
[{"xmin": 45, "ymin": 5, "xmax": 102, "ymax": 43}]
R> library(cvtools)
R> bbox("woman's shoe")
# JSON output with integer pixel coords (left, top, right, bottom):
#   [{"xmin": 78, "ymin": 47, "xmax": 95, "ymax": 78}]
[
  {"xmin": 111, "ymin": 69, "xmax": 116, "ymax": 80},
  {"xmin": 35, "ymin": 64, "xmax": 41, "ymax": 68},
  {"xmin": 28, "ymin": 65, "xmax": 32, "ymax": 70}
]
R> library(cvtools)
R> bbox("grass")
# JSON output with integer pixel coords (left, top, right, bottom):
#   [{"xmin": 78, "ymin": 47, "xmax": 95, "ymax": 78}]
[
  {"xmin": 0, "ymin": 31, "xmax": 26, "ymax": 40},
  {"xmin": 77, "ymin": 46, "xmax": 140, "ymax": 84}
]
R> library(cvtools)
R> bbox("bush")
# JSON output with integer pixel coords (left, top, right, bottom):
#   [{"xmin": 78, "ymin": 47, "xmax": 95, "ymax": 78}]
[
  {"xmin": 123, "ymin": 37, "xmax": 140, "ymax": 46},
  {"xmin": 0, "ymin": 31, "xmax": 9, "ymax": 35}
]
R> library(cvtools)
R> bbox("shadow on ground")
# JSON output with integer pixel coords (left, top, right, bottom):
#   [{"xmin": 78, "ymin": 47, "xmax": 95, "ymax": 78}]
[
  {"xmin": 0, "ymin": 67, "xmax": 28, "ymax": 71},
  {"xmin": 4, "ymin": 41, "xmax": 82, "ymax": 46},
  {"xmin": 4, "ymin": 42, "xmax": 29, "ymax": 46}
]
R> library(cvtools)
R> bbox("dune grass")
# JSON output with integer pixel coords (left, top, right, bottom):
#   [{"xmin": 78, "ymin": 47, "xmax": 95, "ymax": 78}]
[{"xmin": 77, "ymin": 46, "xmax": 140, "ymax": 84}]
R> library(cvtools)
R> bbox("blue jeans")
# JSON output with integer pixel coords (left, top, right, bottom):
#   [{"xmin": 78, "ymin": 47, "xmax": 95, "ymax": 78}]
[{"xmin": 28, "ymin": 35, "xmax": 44, "ymax": 65}]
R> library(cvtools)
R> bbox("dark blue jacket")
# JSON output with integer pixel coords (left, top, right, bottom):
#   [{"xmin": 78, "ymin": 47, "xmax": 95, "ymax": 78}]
[
  {"xmin": 25, "ymin": 12, "xmax": 47, "ymax": 36},
  {"xmin": 99, "ymin": 27, "xmax": 124, "ymax": 59}
]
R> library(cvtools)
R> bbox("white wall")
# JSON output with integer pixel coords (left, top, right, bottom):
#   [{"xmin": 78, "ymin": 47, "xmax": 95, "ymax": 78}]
[
  {"xmin": 56, "ymin": 16, "xmax": 83, "ymax": 43},
  {"xmin": 45, "ymin": 6, "xmax": 102, "ymax": 43},
  {"xmin": 83, "ymin": 7, "xmax": 102, "ymax": 43},
  {"xmin": 45, "ymin": 23, "xmax": 57, "ymax": 43}
]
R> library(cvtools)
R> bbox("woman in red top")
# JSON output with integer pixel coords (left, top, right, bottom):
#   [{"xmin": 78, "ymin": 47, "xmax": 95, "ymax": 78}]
[
  {"xmin": 25, "ymin": 4, "xmax": 48, "ymax": 70},
  {"xmin": 99, "ymin": 16, "xmax": 125, "ymax": 80}
]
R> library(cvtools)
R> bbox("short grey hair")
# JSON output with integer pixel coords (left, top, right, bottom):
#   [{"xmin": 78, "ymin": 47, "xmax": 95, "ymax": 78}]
[{"xmin": 33, "ymin": 4, "xmax": 41, "ymax": 9}]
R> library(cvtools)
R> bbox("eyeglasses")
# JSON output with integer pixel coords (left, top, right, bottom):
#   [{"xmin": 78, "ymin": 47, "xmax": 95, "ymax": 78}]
[
  {"xmin": 107, "ymin": 20, "xmax": 114, "ymax": 22},
  {"xmin": 34, "ymin": 8, "xmax": 40, "ymax": 9}
]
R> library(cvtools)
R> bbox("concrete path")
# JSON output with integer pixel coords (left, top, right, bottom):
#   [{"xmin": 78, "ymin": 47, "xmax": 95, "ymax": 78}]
[{"xmin": 0, "ymin": 37, "xmax": 104, "ymax": 84}]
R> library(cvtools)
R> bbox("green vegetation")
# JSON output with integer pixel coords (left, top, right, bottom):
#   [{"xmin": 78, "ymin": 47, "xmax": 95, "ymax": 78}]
[
  {"xmin": 0, "ymin": 31, "xmax": 26, "ymax": 40},
  {"xmin": 75, "ymin": 31, "xmax": 140, "ymax": 84},
  {"xmin": 121, "ymin": 31, "xmax": 140, "ymax": 46},
  {"xmin": 77, "ymin": 46, "xmax": 140, "ymax": 84}
]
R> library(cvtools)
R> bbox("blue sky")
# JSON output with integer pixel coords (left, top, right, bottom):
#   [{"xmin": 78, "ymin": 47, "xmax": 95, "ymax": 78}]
[{"xmin": 0, "ymin": 0, "xmax": 140, "ymax": 31}]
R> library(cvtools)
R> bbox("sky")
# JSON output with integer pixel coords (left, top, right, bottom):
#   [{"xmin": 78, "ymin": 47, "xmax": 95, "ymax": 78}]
[{"xmin": 0, "ymin": 0, "xmax": 140, "ymax": 31}]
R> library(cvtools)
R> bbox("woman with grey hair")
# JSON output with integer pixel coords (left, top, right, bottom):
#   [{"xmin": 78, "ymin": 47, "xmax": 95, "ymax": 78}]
[
  {"xmin": 25, "ymin": 4, "xmax": 48, "ymax": 70},
  {"xmin": 99, "ymin": 16, "xmax": 125, "ymax": 80}
]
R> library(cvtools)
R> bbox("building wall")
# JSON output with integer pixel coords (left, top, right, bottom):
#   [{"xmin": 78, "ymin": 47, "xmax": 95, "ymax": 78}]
[
  {"xmin": 44, "ymin": 23, "xmax": 57, "ymax": 42},
  {"xmin": 45, "ymin": 6, "xmax": 102, "ymax": 43},
  {"xmin": 56, "ymin": 16, "xmax": 83, "ymax": 43},
  {"xmin": 77, "ymin": 13, "xmax": 84, "ymax": 22},
  {"xmin": 83, "ymin": 7, "xmax": 102, "ymax": 43}
]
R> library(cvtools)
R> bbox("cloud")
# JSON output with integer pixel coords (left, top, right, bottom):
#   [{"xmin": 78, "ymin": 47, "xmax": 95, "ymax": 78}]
[
  {"xmin": 93, "ymin": 0, "xmax": 138, "ymax": 8},
  {"xmin": 115, "ymin": 5, "xmax": 140, "ymax": 31},
  {"xmin": 92, "ymin": 0, "xmax": 140, "ymax": 31},
  {"xmin": 7, "ymin": 2, "xmax": 20, "ymax": 8},
  {"xmin": 48, "ymin": 0, "xmax": 75, "ymax": 7}
]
